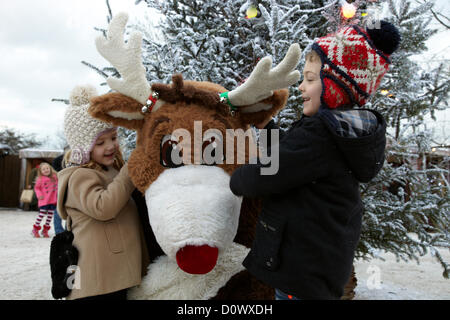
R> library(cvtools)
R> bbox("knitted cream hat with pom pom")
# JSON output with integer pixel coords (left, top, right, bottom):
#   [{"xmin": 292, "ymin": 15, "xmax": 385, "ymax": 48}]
[{"xmin": 64, "ymin": 85, "xmax": 116, "ymax": 165}]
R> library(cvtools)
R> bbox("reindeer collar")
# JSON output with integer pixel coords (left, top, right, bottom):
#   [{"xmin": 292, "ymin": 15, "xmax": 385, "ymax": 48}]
[
  {"xmin": 141, "ymin": 91, "xmax": 160, "ymax": 114},
  {"xmin": 219, "ymin": 92, "xmax": 238, "ymax": 117}
]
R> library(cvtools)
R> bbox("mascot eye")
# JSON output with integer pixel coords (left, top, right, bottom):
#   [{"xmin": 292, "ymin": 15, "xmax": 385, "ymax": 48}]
[
  {"xmin": 160, "ymin": 135, "xmax": 183, "ymax": 168},
  {"xmin": 202, "ymin": 134, "xmax": 225, "ymax": 166}
]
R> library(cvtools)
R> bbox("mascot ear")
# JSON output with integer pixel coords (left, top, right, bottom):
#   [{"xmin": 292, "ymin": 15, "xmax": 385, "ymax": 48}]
[
  {"xmin": 238, "ymin": 89, "xmax": 289, "ymax": 126},
  {"xmin": 89, "ymin": 92, "xmax": 145, "ymax": 131}
]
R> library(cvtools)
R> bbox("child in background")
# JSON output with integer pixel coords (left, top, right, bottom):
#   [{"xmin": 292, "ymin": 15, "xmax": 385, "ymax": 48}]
[
  {"xmin": 32, "ymin": 162, "xmax": 58, "ymax": 238},
  {"xmin": 56, "ymin": 85, "xmax": 149, "ymax": 300}
]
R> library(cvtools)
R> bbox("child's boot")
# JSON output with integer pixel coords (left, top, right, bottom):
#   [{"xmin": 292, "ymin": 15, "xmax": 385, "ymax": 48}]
[
  {"xmin": 31, "ymin": 225, "xmax": 41, "ymax": 238},
  {"xmin": 41, "ymin": 225, "xmax": 51, "ymax": 238}
]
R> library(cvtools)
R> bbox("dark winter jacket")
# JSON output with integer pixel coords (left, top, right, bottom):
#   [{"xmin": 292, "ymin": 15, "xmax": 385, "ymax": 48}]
[{"xmin": 229, "ymin": 108, "xmax": 386, "ymax": 299}]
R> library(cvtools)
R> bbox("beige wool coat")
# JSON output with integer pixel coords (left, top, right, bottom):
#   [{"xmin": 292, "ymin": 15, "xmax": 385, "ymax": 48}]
[{"xmin": 57, "ymin": 164, "xmax": 149, "ymax": 300}]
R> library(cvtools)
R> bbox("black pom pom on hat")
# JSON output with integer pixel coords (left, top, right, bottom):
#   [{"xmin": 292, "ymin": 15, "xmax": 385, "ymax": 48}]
[{"xmin": 366, "ymin": 20, "xmax": 401, "ymax": 55}]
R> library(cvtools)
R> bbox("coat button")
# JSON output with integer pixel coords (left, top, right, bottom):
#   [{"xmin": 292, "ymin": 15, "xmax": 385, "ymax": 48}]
[
  {"xmin": 261, "ymin": 221, "xmax": 268, "ymax": 230},
  {"xmin": 266, "ymin": 260, "xmax": 272, "ymax": 267}
]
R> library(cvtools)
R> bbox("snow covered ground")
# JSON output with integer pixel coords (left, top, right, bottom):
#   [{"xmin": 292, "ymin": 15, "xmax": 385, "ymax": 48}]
[{"xmin": 0, "ymin": 208, "xmax": 448, "ymax": 300}]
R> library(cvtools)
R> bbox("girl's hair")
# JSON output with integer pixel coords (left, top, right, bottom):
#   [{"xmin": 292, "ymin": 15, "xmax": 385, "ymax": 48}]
[
  {"xmin": 305, "ymin": 50, "xmax": 321, "ymax": 63},
  {"xmin": 37, "ymin": 162, "xmax": 57, "ymax": 181},
  {"xmin": 63, "ymin": 148, "xmax": 125, "ymax": 172},
  {"xmin": 62, "ymin": 151, "xmax": 71, "ymax": 169}
]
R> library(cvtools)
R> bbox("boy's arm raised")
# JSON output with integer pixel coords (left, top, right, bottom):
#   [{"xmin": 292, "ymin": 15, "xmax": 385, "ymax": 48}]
[{"xmin": 230, "ymin": 124, "xmax": 328, "ymax": 197}]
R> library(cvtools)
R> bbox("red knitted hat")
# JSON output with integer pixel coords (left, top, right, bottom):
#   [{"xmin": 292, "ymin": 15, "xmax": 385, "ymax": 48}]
[{"xmin": 312, "ymin": 21, "xmax": 400, "ymax": 109}]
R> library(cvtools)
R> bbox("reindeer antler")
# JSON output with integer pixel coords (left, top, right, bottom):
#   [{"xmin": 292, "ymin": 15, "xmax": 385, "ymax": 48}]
[
  {"xmin": 226, "ymin": 44, "xmax": 301, "ymax": 109},
  {"xmin": 95, "ymin": 12, "xmax": 151, "ymax": 106}
]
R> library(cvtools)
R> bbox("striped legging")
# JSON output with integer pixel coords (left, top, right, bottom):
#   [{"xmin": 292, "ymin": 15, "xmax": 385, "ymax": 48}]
[{"xmin": 34, "ymin": 205, "xmax": 55, "ymax": 228}]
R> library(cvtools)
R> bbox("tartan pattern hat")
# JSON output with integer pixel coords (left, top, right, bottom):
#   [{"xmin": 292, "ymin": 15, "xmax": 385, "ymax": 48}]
[
  {"xmin": 312, "ymin": 21, "xmax": 400, "ymax": 109},
  {"xmin": 64, "ymin": 85, "xmax": 116, "ymax": 165}
]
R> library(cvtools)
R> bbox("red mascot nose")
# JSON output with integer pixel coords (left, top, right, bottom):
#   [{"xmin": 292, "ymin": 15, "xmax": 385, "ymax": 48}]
[{"xmin": 176, "ymin": 244, "xmax": 219, "ymax": 274}]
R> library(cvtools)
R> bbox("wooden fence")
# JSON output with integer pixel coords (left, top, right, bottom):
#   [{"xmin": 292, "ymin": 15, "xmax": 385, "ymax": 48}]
[{"xmin": 0, "ymin": 154, "xmax": 21, "ymax": 208}]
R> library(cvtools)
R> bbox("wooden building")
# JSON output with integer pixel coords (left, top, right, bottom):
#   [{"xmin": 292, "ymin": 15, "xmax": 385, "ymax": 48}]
[{"xmin": 0, "ymin": 144, "xmax": 20, "ymax": 208}]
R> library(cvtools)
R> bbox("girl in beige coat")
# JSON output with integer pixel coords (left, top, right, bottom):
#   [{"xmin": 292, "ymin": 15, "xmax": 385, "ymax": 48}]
[{"xmin": 57, "ymin": 85, "xmax": 149, "ymax": 300}]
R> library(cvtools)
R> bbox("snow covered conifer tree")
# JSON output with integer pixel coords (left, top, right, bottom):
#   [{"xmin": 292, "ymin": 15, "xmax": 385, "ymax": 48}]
[
  {"xmin": 133, "ymin": 0, "xmax": 449, "ymax": 278},
  {"xmin": 89, "ymin": 0, "xmax": 448, "ymax": 280},
  {"xmin": 136, "ymin": 0, "xmax": 344, "ymax": 129}
]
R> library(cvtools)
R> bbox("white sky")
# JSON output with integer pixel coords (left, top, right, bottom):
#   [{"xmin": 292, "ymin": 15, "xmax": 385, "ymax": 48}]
[
  {"xmin": 0, "ymin": 0, "xmax": 449, "ymax": 148},
  {"xmin": 0, "ymin": 0, "xmax": 146, "ymax": 148}
]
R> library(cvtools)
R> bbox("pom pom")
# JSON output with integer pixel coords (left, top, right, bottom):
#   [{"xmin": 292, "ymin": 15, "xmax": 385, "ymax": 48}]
[
  {"xmin": 69, "ymin": 85, "xmax": 98, "ymax": 106},
  {"xmin": 366, "ymin": 20, "xmax": 401, "ymax": 55}
]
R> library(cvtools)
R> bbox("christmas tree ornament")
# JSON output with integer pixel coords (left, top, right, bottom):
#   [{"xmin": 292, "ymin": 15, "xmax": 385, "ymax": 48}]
[
  {"xmin": 245, "ymin": 5, "xmax": 258, "ymax": 19},
  {"xmin": 341, "ymin": 1, "xmax": 357, "ymax": 19}
]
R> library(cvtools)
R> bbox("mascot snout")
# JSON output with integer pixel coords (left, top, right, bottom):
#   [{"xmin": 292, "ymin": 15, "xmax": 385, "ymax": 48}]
[
  {"xmin": 176, "ymin": 244, "xmax": 219, "ymax": 274},
  {"xmin": 145, "ymin": 165, "xmax": 242, "ymax": 273}
]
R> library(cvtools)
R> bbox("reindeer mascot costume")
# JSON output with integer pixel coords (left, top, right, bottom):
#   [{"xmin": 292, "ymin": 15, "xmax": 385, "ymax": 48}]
[{"xmin": 87, "ymin": 13, "xmax": 301, "ymax": 300}]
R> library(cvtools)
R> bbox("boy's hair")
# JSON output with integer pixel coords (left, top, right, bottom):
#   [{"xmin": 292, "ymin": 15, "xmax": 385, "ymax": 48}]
[
  {"xmin": 37, "ymin": 162, "xmax": 58, "ymax": 181},
  {"xmin": 305, "ymin": 50, "xmax": 321, "ymax": 64},
  {"xmin": 64, "ymin": 148, "xmax": 125, "ymax": 172}
]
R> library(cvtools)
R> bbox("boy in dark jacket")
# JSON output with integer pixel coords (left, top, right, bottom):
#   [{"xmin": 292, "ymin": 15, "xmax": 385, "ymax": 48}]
[{"xmin": 230, "ymin": 21, "xmax": 400, "ymax": 299}]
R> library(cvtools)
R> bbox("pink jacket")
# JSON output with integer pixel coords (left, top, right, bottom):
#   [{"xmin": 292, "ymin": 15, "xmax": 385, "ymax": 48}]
[{"xmin": 34, "ymin": 175, "xmax": 58, "ymax": 207}]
